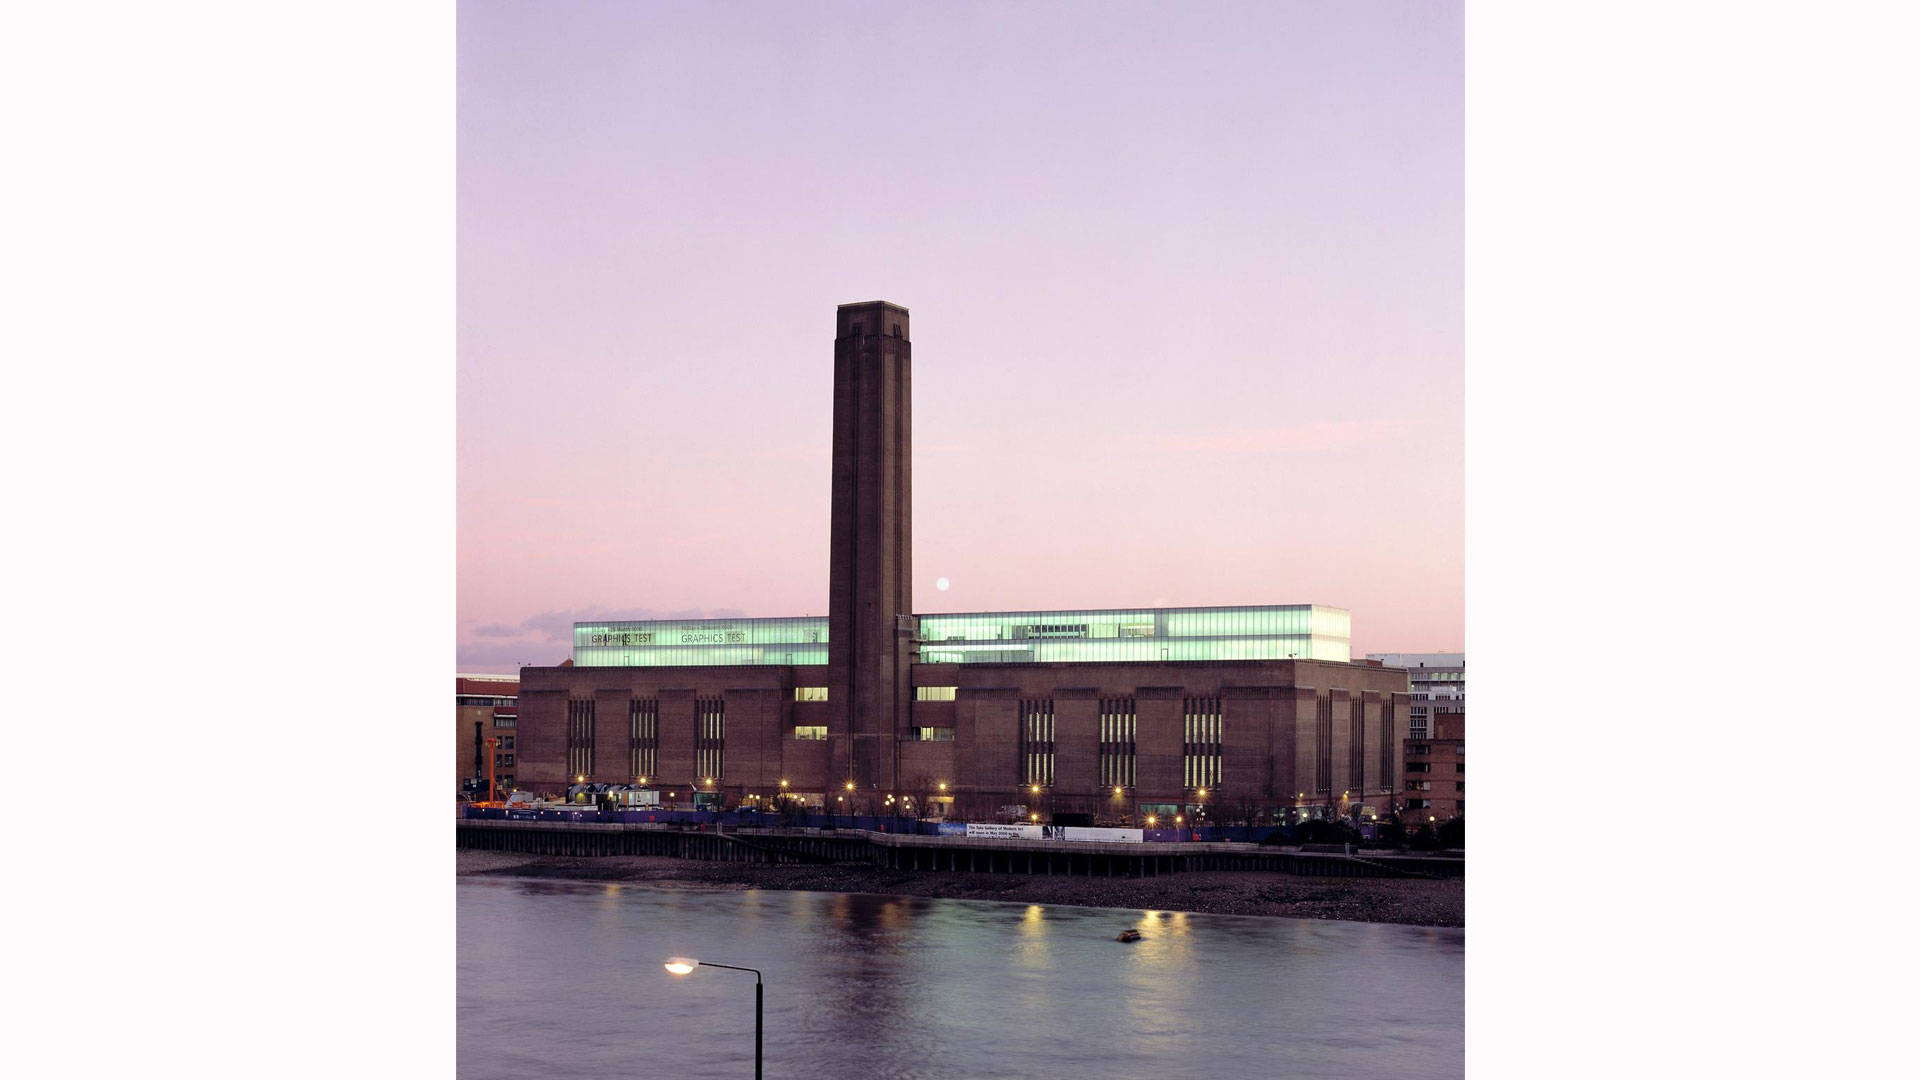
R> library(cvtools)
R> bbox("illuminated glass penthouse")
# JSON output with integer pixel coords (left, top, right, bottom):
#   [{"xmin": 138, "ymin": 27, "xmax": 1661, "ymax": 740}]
[{"xmin": 573, "ymin": 604, "xmax": 1349, "ymax": 667}]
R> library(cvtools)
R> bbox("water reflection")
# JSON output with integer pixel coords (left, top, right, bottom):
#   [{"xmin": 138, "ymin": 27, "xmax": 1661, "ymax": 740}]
[{"xmin": 459, "ymin": 879, "xmax": 1462, "ymax": 1080}]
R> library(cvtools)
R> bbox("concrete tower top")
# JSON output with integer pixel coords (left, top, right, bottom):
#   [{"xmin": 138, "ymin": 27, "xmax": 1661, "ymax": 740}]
[{"xmin": 836, "ymin": 301, "xmax": 909, "ymax": 341}]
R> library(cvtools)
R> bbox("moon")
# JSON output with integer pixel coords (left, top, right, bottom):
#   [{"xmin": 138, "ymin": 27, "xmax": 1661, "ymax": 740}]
[{"xmin": 936, "ymin": 577, "xmax": 950, "ymax": 591}]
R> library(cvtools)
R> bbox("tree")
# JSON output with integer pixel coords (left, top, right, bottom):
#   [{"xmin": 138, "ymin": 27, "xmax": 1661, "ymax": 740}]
[
  {"xmin": 1219, "ymin": 792, "xmax": 1267, "ymax": 828},
  {"xmin": 907, "ymin": 774, "xmax": 938, "ymax": 819}
]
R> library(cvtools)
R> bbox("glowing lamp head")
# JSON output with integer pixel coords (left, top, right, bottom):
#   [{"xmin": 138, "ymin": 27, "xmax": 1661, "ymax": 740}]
[
  {"xmin": 845, "ymin": 781, "xmax": 855, "ymax": 791},
  {"xmin": 1197, "ymin": 788, "xmax": 1207, "ymax": 798},
  {"xmin": 1114, "ymin": 786, "xmax": 1124, "ymax": 797},
  {"xmin": 664, "ymin": 958, "xmax": 697, "ymax": 975},
  {"xmin": 1030, "ymin": 813, "xmax": 1039, "ymax": 822},
  {"xmin": 1146, "ymin": 815, "xmax": 1157, "ymax": 826},
  {"xmin": 1030, "ymin": 784, "xmax": 1040, "ymax": 794},
  {"xmin": 938, "ymin": 782, "xmax": 947, "ymax": 791}
]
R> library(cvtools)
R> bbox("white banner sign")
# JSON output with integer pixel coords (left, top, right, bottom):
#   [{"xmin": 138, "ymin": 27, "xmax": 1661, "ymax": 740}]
[
  {"xmin": 955, "ymin": 824, "xmax": 1145, "ymax": 843},
  {"xmin": 965, "ymin": 823, "xmax": 1043, "ymax": 840},
  {"xmin": 1059, "ymin": 827, "xmax": 1144, "ymax": 843}
]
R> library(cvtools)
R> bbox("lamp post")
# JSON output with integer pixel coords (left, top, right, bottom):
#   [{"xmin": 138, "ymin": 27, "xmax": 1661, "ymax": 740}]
[{"xmin": 665, "ymin": 957, "xmax": 762, "ymax": 1080}]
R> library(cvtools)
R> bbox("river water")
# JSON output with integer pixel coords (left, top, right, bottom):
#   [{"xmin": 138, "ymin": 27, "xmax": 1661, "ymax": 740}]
[{"xmin": 458, "ymin": 877, "xmax": 1462, "ymax": 1079}]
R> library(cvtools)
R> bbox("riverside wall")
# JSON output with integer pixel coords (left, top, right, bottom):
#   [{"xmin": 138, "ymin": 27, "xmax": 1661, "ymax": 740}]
[{"xmin": 454, "ymin": 820, "xmax": 1464, "ymax": 880}]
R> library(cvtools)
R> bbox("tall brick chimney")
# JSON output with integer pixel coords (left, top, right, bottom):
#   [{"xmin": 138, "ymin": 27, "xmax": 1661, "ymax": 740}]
[{"xmin": 826, "ymin": 301, "xmax": 915, "ymax": 794}]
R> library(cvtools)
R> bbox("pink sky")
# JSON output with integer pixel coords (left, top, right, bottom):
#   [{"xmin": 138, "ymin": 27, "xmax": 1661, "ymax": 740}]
[{"xmin": 458, "ymin": 1, "xmax": 1462, "ymax": 672}]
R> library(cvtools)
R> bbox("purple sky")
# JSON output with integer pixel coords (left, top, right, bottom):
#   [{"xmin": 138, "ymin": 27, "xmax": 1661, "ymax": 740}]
[{"xmin": 458, "ymin": 1, "xmax": 1462, "ymax": 672}]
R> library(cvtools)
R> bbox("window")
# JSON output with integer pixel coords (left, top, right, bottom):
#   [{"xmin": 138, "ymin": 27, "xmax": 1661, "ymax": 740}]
[
  {"xmin": 500, "ymin": 735, "xmax": 514, "ymax": 750},
  {"xmin": 1456, "ymin": 763, "xmax": 1465, "ymax": 773},
  {"xmin": 1184, "ymin": 696, "xmax": 1222, "ymax": 790},
  {"xmin": 1100, "ymin": 696, "xmax": 1137, "ymax": 789},
  {"xmin": 793, "ymin": 686, "xmax": 829, "ymax": 702},
  {"xmin": 1409, "ymin": 744, "xmax": 1431, "ymax": 756},
  {"xmin": 1018, "ymin": 698, "xmax": 1054, "ymax": 786},
  {"xmin": 1406, "ymin": 780, "xmax": 1431, "ymax": 792},
  {"xmin": 1455, "ymin": 782, "xmax": 1465, "ymax": 792},
  {"xmin": 1380, "ymin": 697, "xmax": 1396, "ymax": 794},
  {"xmin": 566, "ymin": 698, "xmax": 595, "ymax": 778},
  {"xmin": 793, "ymin": 725, "xmax": 828, "ymax": 740},
  {"xmin": 1315, "ymin": 693, "xmax": 1332, "ymax": 794},
  {"xmin": 915, "ymin": 686, "xmax": 956, "ymax": 701},
  {"xmin": 630, "ymin": 698, "xmax": 658, "ymax": 779},
  {"xmin": 1407, "ymin": 798, "xmax": 1430, "ymax": 809},
  {"xmin": 493, "ymin": 716, "xmax": 516, "ymax": 728},
  {"xmin": 1349, "ymin": 697, "xmax": 1365, "ymax": 794},
  {"xmin": 696, "ymin": 697, "xmax": 725, "ymax": 779},
  {"xmin": 1407, "ymin": 762, "xmax": 1431, "ymax": 773},
  {"xmin": 912, "ymin": 727, "xmax": 954, "ymax": 741}
]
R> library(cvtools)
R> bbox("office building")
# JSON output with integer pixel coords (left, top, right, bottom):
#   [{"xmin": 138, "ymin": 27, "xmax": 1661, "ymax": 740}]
[{"xmin": 457, "ymin": 674, "xmax": 518, "ymax": 796}]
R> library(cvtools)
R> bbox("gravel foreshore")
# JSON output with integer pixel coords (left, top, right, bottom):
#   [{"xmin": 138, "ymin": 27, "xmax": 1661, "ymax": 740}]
[{"xmin": 457, "ymin": 849, "xmax": 1464, "ymax": 928}]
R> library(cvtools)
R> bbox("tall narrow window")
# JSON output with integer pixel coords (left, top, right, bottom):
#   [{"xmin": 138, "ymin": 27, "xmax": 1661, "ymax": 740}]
[
  {"xmin": 1316, "ymin": 694, "xmax": 1333, "ymax": 794},
  {"xmin": 629, "ymin": 698, "xmax": 658, "ymax": 780},
  {"xmin": 695, "ymin": 697, "xmax": 725, "ymax": 780},
  {"xmin": 1017, "ymin": 698, "xmax": 1054, "ymax": 786},
  {"xmin": 1379, "ymin": 698, "xmax": 1396, "ymax": 796},
  {"xmin": 1182, "ymin": 696, "xmax": 1222, "ymax": 790},
  {"xmin": 567, "ymin": 698, "xmax": 596, "ymax": 779},
  {"xmin": 1099, "ymin": 696, "xmax": 1137, "ymax": 789},
  {"xmin": 1349, "ymin": 698, "xmax": 1365, "ymax": 794}
]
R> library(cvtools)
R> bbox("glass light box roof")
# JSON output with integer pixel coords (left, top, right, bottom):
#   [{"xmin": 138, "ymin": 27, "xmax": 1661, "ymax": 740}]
[{"xmin": 572, "ymin": 605, "xmax": 1350, "ymax": 667}]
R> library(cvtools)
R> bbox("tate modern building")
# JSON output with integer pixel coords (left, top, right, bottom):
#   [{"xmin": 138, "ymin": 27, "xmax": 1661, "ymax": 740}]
[{"xmin": 517, "ymin": 302, "xmax": 1410, "ymax": 822}]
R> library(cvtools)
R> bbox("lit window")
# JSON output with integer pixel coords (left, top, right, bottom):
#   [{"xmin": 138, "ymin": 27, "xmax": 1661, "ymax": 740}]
[
  {"xmin": 793, "ymin": 687, "xmax": 829, "ymax": 702},
  {"xmin": 793, "ymin": 725, "xmax": 828, "ymax": 741},
  {"xmin": 915, "ymin": 686, "xmax": 956, "ymax": 701}
]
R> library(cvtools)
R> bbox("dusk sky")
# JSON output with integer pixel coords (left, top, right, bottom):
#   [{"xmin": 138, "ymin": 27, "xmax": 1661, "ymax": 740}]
[{"xmin": 458, "ymin": 0, "xmax": 1462, "ymax": 673}]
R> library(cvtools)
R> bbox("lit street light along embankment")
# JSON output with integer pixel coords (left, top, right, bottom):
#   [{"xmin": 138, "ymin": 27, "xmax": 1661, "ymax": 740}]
[{"xmin": 455, "ymin": 820, "xmax": 1464, "ymax": 927}]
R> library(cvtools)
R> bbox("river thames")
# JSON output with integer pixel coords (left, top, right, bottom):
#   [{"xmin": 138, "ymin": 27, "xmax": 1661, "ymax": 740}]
[{"xmin": 458, "ymin": 877, "xmax": 1463, "ymax": 1079}]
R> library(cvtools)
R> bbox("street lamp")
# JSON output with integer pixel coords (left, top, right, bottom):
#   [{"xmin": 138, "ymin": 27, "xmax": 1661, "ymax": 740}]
[{"xmin": 664, "ymin": 957, "xmax": 763, "ymax": 1080}]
